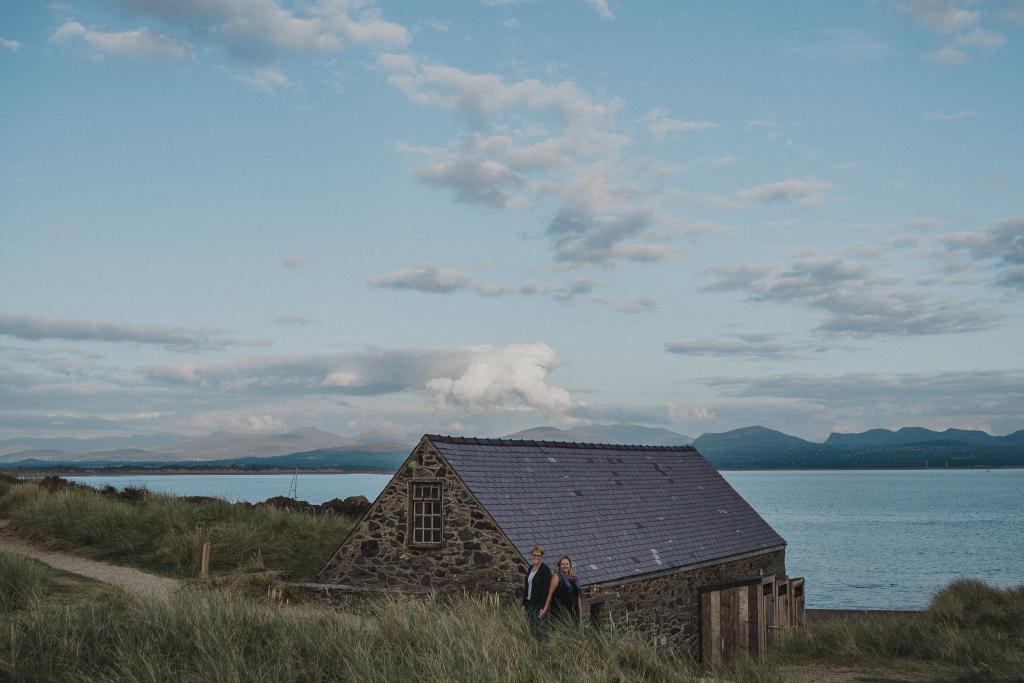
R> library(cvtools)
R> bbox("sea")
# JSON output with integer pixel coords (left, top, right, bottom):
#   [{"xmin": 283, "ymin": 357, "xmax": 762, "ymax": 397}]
[{"xmin": 66, "ymin": 469, "xmax": 1024, "ymax": 611}]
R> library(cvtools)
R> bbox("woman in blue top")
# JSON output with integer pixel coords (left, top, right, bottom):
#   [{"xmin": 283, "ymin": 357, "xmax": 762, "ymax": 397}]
[{"xmin": 539, "ymin": 555, "xmax": 581, "ymax": 625}]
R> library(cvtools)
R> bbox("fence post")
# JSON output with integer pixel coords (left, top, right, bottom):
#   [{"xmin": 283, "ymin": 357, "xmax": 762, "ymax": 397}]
[{"xmin": 201, "ymin": 541, "xmax": 211, "ymax": 578}]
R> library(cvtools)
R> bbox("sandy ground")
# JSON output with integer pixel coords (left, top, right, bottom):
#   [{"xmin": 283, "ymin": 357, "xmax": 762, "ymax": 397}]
[{"xmin": 0, "ymin": 519, "xmax": 178, "ymax": 602}]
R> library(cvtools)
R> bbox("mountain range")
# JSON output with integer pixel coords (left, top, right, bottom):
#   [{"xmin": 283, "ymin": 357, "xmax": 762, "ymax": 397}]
[{"xmin": 2, "ymin": 423, "xmax": 1023, "ymax": 470}]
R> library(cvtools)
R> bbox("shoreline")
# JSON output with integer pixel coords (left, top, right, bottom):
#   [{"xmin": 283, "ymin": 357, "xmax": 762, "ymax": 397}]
[
  {"xmin": 9, "ymin": 467, "xmax": 395, "ymax": 476},
  {"xmin": 5, "ymin": 464, "xmax": 1020, "ymax": 477}
]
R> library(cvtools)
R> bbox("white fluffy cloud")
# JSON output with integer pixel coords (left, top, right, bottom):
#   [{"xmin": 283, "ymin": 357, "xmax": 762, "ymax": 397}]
[
  {"xmin": 0, "ymin": 38, "xmax": 21, "ymax": 52},
  {"xmin": 51, "ymin": 21, "xmax": 192, "ymax": 59},
  {"xmin": 116, "ymin": 0, "xmax": 407, "ymax": 60},
  {"xmin": 426, "ymin": 343, "xmax": 572, "ymax": 413}
]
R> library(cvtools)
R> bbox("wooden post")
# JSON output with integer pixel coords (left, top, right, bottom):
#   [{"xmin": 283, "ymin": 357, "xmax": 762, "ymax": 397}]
[{"xmin": 201, "ymin": 542, "xmax": 211, "ymax": 578}]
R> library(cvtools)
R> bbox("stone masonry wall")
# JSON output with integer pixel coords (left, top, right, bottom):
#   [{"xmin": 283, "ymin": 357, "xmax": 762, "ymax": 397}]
[
  {"xmin": 317, "ymin": 439, "xmax": 526, "ymax": 596},
  {"xmin": 584, "ymin": 549, "xmax": 785, "ymax": 653}
]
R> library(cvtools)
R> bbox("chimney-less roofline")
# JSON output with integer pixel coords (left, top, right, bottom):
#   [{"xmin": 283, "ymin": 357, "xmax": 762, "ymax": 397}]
[{"xmin": 425, "ymin": 434, "xmax": 696, "ymax": 452}]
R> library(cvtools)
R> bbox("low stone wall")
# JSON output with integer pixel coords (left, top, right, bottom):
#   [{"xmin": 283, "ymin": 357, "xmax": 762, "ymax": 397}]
[
  {"xmin": 583, "ymin": 549, "xmax": 785, "ymax": 652},
  {"xmin": 317, "ymin": 441, "xmax": 526, "ymax": 596}
]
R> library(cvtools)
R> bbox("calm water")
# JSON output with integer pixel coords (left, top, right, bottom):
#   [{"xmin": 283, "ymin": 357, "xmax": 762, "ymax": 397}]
[{"xmin": 69, "ymin": 469, "xmax": 1024, "ymax": 610}]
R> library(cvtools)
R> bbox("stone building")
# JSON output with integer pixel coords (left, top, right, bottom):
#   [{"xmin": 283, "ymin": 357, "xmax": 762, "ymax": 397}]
[{"xmin": 316, "ymin": 434, "xmax": 790, "ymax": 655}]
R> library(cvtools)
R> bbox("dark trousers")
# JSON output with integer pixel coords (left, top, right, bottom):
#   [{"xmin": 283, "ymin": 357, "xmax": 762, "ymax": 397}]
[{"xmin": 524, "ymin": 605, "xmax": 548, "ymax": 642}]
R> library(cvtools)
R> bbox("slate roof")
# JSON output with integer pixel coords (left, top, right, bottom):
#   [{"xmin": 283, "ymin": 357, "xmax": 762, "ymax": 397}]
[{"xmin": 426, "ymin": 435, "xmax": 785, "ymax": 587}]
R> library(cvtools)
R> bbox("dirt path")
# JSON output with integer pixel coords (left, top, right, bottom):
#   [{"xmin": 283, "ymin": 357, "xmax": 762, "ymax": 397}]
[{"xmin": 0, "ymin": 520, "xmax": 178, "ymax": 602}]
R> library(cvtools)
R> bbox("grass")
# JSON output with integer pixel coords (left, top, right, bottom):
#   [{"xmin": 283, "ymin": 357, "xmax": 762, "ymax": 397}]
[
  {"xmin": 3, "ymin": 549, "xmax": 1021, "ymax": 682},
  {"xmin": 0, "ymin": 476, "xmax": 353, "ymax": 580},
  {"xmin": 2, "ymin": 476, "xmax": 1022, "ymax": 680},
  {"xmin": 1, "ymin": 551, "xmax": 717, "ymax": 682},
  {"xmin": 766, "ymin": 580, "xmax": 1024, "ymax": 680}
]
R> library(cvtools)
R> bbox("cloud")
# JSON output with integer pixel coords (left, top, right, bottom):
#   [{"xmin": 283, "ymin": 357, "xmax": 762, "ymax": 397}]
[
  {"xmin": 905, "ymin": 217, "xmax": 943, "ymax": 230},
  {"xmin": 379, "ymin": 54, "xmax": 691, "ymax": 268},
  {"xmin": 0, "ymin": 313, "xmax": 255, "ymax": 351},
  {"xmin": 702, "ymin": 369, "xmax": 1024, "ymax": 430},
  {"xmin": 641, "ymin": 109, "xmax": 715, "ymax": 139},
  {"xmin": 894, "ymin": 0, "xmax": 979, "ymax": 32},
  {"xmin": 0, "ymin": 38, "xmax": 21, "ymax": 52},
  {"xmin": 545, "ymin": 205, "xmax": 678, "ymax": 267},
  {"xmin": 369, "ymin": 263, "xmax": 606, "ymax": 306},
  {"xmin": 282, "ymin": 255, "xmax": 315, "ymax": 268},
  {"xmin": 941, "ymin": 217, "xmax": 1024, "ymax": 290},
  {"xmin": 924, "ymin": 110, "xmax": 979, "ymax": 121},
  {"xmin": 423, "ymin": 17, "xmax": 450, "ymax": 33},
  {"xmin": 378, "ymin": 55, "xmax": 617, "ymax": 126},
  {"xmin": 584, "ymin": 0, "xmax": 615, "ymax": 19},
  {"xmin": 481, "ymin": 0, "xmax": 612, "ymax": 18},
  {"xmin": 273, "ymin": 315, "xmax": 312, "ymax": 326},
  {"xmin": 591, "ymin": 296, "xmax": 658, "ymax": 314},
  {"xmin": 738, "ymin": 177, "xmax": 831, "ymax": 206},
  {"xmin": 235, "ymin": 66, "xmax": 295, "ymax": 93},
  {"xmin": 368, "ymin": 263, "xmax": 473, "ymax": 293},
  {"xmin": 1003, "ymin": 1, "xmax": 1024, "ymax": 24},
  {"xmin": 893, "ymin": 1, "xmax": 1005, "ymax": 63},
  {"xmin": 0, "ymin": 343, "xmax": 569, "ymax": 438},
  {"xmin": 426, "ymin": 343, "xmax": 571, "ymax": 413},
  {"xmin": 51, "ymin": 21, "xmax": 192, "ymax": 59},
  {"xmin": 666, "ymin": 334, "xmax": 825, "ymax": 359},
  {"xmin": 146, "ymin": 343, "xmax": 573, "ymax": 415},
  {"xmin": 784, "ymin": 28, "xmax": 893, "ymax": 62},
  {"xmin": 413, "ymin": 153, "xmax": 525, "ymax": 208},
  {"xmin": 115, "ymin": 0, "xmax": 408, "ymax": 60},
  {"xmin": 703, "ymin": 255, "xmax": 999, "ymax": 337},
  {"xmin": 709, "ymin": 156, "xmax": 739, "ymax": 168}
]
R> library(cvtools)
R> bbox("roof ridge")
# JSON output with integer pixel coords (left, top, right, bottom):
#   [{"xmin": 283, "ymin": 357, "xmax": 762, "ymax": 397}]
[{"xmin": 424, "ymin": 433, "xmax": 696, "ymax": 452}]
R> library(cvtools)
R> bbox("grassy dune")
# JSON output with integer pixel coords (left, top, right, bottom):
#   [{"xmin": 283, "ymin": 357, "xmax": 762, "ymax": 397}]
[
  {"xmin": 0, "ymin": 476, "xmax": 353, "ymax": 580},
  {"xmin": 2, "ymin": 476, "xmax": 1022, "ymax": 680},
  {"xmin": 3, "ymin": 550, "xmax": 1022, "ymax": 682}
]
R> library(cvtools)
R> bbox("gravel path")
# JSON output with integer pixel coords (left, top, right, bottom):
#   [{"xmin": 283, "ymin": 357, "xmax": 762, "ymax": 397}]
[{"xmin": 0, "ymin": 520, "xmax": 179, "ymax": 602}]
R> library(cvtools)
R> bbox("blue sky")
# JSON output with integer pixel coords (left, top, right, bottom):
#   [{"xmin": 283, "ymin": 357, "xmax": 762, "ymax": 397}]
[{"xmin": 2, "ymin": 0, "xmax": 1023, "ymax": 442}]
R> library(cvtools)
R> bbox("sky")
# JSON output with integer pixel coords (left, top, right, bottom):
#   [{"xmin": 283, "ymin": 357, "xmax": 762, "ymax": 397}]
[{"xmin": 1, "ymin": 0, "xmax": 1023, "ymax": 443}]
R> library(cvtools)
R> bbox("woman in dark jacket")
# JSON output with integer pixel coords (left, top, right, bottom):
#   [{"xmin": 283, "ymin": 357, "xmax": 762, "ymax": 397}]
[
  {"xmin": 539, "ymin": 555, "xmax": 581, "ymax": 625},
  {"xmin": 523, "ymin": 545, "xmax": 551, "ymax": 640}
]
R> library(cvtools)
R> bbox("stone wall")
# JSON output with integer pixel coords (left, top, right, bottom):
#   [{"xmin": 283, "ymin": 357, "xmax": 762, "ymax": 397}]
[
  {"xmin": 317, "ymin": 439, "xmax": 526, "ymax": 596},
  {"xmin": 583, "ymin": 549, "xmax": 785, "ymax": 652}
]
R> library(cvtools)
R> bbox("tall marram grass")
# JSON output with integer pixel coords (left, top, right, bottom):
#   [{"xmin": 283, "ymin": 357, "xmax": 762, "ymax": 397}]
[
  {"xmin": 770, "ymin": 579, "xmax": 1024, "ymax": 680},
  {"xmin": 1, "ymin": 584, "xmax": 735, "ymax": 682},
  {"xmin": 0, "ymin": 479, "xmax": 352, "ymax": 580},
  {"xmin": 0, "ymin": 550, "xmax": 52, "ymax": 613}
]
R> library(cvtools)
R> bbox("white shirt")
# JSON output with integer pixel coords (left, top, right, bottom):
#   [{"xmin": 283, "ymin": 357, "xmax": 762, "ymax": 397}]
[{"xmin": 527, "ymin": 567, "xmax": 539, "ymax": 600}]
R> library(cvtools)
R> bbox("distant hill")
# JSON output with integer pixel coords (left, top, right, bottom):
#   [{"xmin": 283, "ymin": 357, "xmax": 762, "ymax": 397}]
[
  {"xmin": 694, "ymin": 426, "xmax": 811, "ymax": 453},
  {"xmin": 0, "ymin": 428, "xmax": 412, "ymax": 465},
  {"xmin": 163, "ymin": 427, "xmax": 359, "ymax": 459},
  {"xmin": 826, "ymin": 427, "xmax": 1005, "ymax": 447},
  {"xmin": 503, "ymin": 423, "xmax": 692, "ymax": 446},
  {"xmin": 0, "ymin": 433, "xmax": 188, "ymax": 457},
  {"xmin": 5, "ymin": 424, "xmax": 1024, "ymax": 471},
  {"xmin": 1, "ymin": 446, "xmax": 410, "ymax": 472}
]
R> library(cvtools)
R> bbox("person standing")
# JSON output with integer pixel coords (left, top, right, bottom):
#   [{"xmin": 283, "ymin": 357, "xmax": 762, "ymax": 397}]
[
  {"xmin": 523, "ymin": 545, "xmax": 551, "ymax": 641},
  {"xmin": 539, "ymin": 555, "xmax": 581, "ymax": 626}
]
